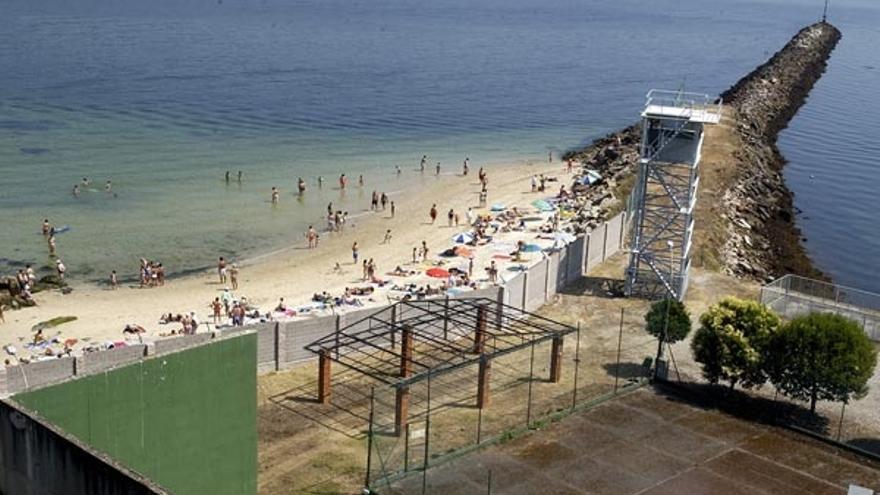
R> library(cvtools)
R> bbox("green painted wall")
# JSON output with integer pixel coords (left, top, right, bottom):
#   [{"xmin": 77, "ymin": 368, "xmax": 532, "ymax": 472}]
[{"xmin": 14, "ymin": 333, "xmax": 257, "ymax": 495}]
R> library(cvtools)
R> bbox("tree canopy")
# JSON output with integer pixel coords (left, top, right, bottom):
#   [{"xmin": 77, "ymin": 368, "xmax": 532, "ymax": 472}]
[
  {"xmin": 767, "ymin": 312, "xmax": 877, "ymax": 413},
  {"xmin": 645, "ymin": 299, "xmax": 692, "ymax": 345},
  {"xmin": 691, "ymin": 297, "xmax": 781, "ymax": 390}
]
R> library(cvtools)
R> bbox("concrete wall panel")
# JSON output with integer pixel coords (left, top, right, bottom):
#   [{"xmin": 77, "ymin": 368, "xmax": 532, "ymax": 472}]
[
  {"xmin": 567, "ymin": 235, "xmax": 586, "ymax": 280},
  {"xmin": 5, "ymin": 358, "xmax": 76, "ymax": 395},
  {"xmin": 76, "ymin": 346, "xmax": 147, "ymax": 377},
  {"xmin": 153, "ymin": 333, "xmax": 214, "ymax": 357},
  {"xmin": 504, "ymin": 272, "xmax": 526, "ymax": 311},
  {"xmin": 525, "ymin": 260, "xmax": 548, "ymax": 312},
  {"xmin": 547, "ymin": 252, "xmax": 561, "ymax": 297}
]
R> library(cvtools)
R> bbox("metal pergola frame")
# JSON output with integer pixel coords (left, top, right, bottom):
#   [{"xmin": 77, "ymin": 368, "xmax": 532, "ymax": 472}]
[{"xmin": 304, "ymin": 298, "xmax": 577, "ymax": 389}]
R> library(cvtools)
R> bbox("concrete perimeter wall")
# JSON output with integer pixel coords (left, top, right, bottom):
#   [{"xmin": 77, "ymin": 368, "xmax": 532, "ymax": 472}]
[
  {"xmin": 0, "ymin": 400, "xmax": 167, "ymax": 495},
  {"xmin": 11, "ymin": 332, "xmax": 258, "ymax": 495},
  {"xmin": 0, "ymin": 212, "xmax": 627, "ymax": 394}
]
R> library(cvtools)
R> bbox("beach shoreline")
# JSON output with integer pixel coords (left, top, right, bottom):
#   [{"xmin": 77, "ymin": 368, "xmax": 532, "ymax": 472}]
[{"xmin": 1, "ymin": 156, "xmax": 574, "ymax": 361}]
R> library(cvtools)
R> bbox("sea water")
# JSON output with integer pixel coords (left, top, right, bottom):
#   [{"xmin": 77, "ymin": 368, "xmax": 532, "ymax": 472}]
[{"xmin": 1, "ymin": 0, "xmax": 877, "ymax": 289}]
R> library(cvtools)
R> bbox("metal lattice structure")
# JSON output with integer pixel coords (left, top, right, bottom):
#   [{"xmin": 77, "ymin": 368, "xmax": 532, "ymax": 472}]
[
  {"xmin": 305, "ymin": 298, "xmax": 575, "ymax": 388},
  {"xmin": 625, "ymin": 90, "xmax": 721, "ymax": 300},
  {"xmin": 304, "ymin": 297, "xmax": 577, "ymax": 437}
]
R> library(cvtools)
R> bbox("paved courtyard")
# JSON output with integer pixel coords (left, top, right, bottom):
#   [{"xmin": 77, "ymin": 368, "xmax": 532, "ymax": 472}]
[{"xmin": 385, "ymin": 386, "xmax": 880, "ymax": 495}]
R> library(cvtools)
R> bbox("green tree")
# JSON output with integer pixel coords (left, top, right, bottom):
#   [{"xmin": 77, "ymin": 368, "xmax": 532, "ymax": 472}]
[
  {"xmin": 645, "ymin": 299, "xmax": 692, "ymax": 369},
  {"xmin": 767, "ymin": 312, "xmax": 877, "ymax": 413},
  {"xmin": 691, "ymin": 297, "xmax": 781, "ymax": 390}
]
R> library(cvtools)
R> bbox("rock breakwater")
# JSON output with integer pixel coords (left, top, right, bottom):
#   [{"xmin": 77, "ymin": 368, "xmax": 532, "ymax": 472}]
[{"xmin": 563, "ymin": 21, "xmax": 841, "ymax": 282}]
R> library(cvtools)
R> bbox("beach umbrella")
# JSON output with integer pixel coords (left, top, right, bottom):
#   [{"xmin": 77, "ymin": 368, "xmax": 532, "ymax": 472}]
[
  {"xmin": 451, "ymin": 232, "xmax": 474, "ymax": 244},
  {"xmin": 426, "ymin": 267, "xmax": 450, "ymax": 278},
  {"xmin": 521, "ymin": 243, "xmax": 542, "ymax": 253},
  {"xmin": 531, "ymin": 199, "xmax": 556, "ymax": 212},
  {"xmin": 453, "ymin": 245, "xmax": 474, "ymax": 258}
]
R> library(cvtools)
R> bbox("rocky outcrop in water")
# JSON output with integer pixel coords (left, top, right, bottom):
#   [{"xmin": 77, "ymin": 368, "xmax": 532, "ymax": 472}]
[{"xmin": 719, "ymin": 22, "xmax": 841, "ymax": 280}]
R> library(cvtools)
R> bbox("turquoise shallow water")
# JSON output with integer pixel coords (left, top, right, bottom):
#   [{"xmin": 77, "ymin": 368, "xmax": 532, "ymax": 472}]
[{"xmin": 1, "ymin": 0, "xmax": 877, "ymax": 289}]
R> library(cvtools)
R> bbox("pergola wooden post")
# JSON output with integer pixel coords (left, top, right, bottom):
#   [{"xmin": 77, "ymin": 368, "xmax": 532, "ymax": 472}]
[
  {"xmin": 318, "ymin": 349, "xmax": 332, "ymax": 405},
  {"xmin": 472, "ymin": 303, "xmax": 488, "ymax": 354},
  {"xmin": 477, "ymin": 355, "xmax": 492, "ymax": 409},
  {"xmin": 549, "ymin": 335, "xmax": 564, "ymax": 383}
]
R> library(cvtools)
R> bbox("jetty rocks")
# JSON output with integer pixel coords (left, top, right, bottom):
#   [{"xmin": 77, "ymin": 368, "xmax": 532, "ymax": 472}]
[
  {"xmin": 719, "ymin": 21, "xmax": 840, "ymax": 280},
  {"xmin": 564, "ymin": 21, "xmax": 841, "ymax": 282}
]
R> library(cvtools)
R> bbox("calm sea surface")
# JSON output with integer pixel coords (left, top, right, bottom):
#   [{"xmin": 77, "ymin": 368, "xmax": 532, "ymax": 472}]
[{"xmin": 1, "ymin": 0, "xmax": 877, "ymax": 289}]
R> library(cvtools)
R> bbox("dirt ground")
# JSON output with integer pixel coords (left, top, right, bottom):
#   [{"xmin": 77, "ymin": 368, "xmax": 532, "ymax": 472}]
[
  {"xmin": 387, "ymin": 386, "xmax": 880, "ymax": 494},
  {"xmin": 255, "ymin": 252, "xmax": 880, "ymax": 494}
]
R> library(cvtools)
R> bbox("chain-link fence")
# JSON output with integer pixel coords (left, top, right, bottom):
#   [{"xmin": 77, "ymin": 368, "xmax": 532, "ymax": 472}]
[{"xmin": 366, "ymin": 308, "xmax": 657, "ymax": 494}]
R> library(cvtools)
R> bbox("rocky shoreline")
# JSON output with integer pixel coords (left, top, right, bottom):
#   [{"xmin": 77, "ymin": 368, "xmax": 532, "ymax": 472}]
[{"xmin": 564, "ymin": 21, "xmax": 841, "ymax": 282}]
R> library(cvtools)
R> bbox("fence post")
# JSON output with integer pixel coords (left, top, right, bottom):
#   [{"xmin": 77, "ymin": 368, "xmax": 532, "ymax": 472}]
[
  {"xmin": 572, "ymin": 322, "xmax": 581, "ymax": 410},
  {"xmin": 365, "ymin": 386, "xmax": 375, "ymax": 489},
  {"xmin": 421, "ymin": 371, "xmax": 432, "ymax": 495},
  {"xmin": 444, "ymin": 296, "xmax": 450, "ymax": 339},
  {"xmin": 614, "ymin": 308, "xmax": 624, "ymax": 393},
  {"xmin": 526, "ymin": 341, "xmax": 536, "ymax": 427},
  {"xmin": 274, "ymin": 322, "xmax": 283, "ymax": 372},
  {"xmin": 601, "ymin": 222, "xmax": 609, "ymax": 261},
  {"xmin": 620, "ymin": 211, "xmax": 627, "ymax": 246},
  {"xmin": 521, "ymin": 271, "xmax": 529, "ymax": 311},
  {"xmin": 583, "ymin": 234, "xmax": 591, "ymax": 274},
  {"xmin": 543, "ymin": 258, "xmax": 551, "ymax": 302}
]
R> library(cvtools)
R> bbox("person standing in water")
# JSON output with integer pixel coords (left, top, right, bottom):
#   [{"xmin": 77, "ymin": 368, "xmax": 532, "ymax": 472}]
[
  {"xmin": 435, "ymin": 162, "xmax": 441, "ymax": 176},
  {"xmin": 105, "ymin": 180, "xmax": 112, "ymax": 193},
  {"xmin": 297, "ymin": 177, "xmax": 306, "ymax": 195},
  {"xmin": 55, "ymin": 259, "xmax": 66, "ymax": 281},
  {"xmin": 317, "ymin": 176, "xmax": 324, "ymax": 188},
  {"xmin": 271, "ymin": 187, "xmax": 280, "ymax": 204},
  {"xmin": 420, "ymin": 155, "xmax": 427, "ymax": 172},
  {"xmin": 41, "ymin": 219, "xmax": 51, "ymax": 236},
  {"xmin": 358, "ymin": 175, "xmax": 364, "ymax": 187},
  {"xmin": 225, "ymin": 170, "xmax": 230, "ymax": 183},
  {"xmin": 72, "ymin": 184, "xmax": 80, "ymax": 196},
  {"xmin": 339, "ymin": 174, "xmax": 347, "ymax": 190},
  {"xmin": 463, "ymin": 157, "xmax": 469, "ymax": 176},
  {"xmin": 237, "ymin": 171, "xmax": 243, "ymax": 182},
  {"xmin": 48, "ymin": 234, "xmax": 57, "ymax": 256},
  {"xmin": 110, "ymin": 270, "xmax": 118, "ymax": 290},
  {"xmin": 307, "ymin": 225, "xmax": 317, "ymax": 248},
  {"xmin": 395, "ymin": 165, "xmax": 401, "ymax": 175}
]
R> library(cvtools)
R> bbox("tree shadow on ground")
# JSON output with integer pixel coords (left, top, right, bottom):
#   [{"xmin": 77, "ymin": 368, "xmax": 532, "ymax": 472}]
[
  {"xmin": 602, "ymin": 361, "xmax": 651, "ymax": 380},
  {"xmin": 558, "ymin": 276, "xmax": 626, "ymax": 298},
  {"xmin": 654, "ymin": 380, "xmax": 831, "ymax": 436}
]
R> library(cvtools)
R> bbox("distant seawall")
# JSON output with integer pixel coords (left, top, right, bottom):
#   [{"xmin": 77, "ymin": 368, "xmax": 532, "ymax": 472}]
[{"xmin": 564, "ymin": 21, "xmax": 842, "ymax": 282}]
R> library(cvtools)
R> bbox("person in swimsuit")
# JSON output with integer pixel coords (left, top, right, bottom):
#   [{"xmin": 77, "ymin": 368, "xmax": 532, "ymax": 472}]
[
  {"xmin": 42, "ymin": 219, "xmax": 51, "ymax": 236},
  {"xmin": 429, "ymin": 204, "xmax": 438, "ymax": 224},
  {"xmin": 271, "ymin": 187, "xmax": 280, "ymax": 204},
  {"xmin": 383, "ymin": 229, "xmax": 392, "ymax": 244},
  {"xmin": 218, "ymin": 257, "xmax": 227, "ymax": 284},
  {"xmin": 380, "ymin": 192, "xmax": 388, "ymax": 210},
  {"xmin": 225, "ymin": 170, "xmax": 230, "ymax": 182},
  {"xmin": 390, "ymin": 201, "xmax": 396, "ymax": 218},
  {"xmin": 358, "ymin": 175, "xmax": 364, "ymax": 187},
  {"xmin": 447, "ymin": 209, "xmax": 454, "ymax": 227},
  {"xmin": 55, "ymin": 259, "xmax": 66, "ymax": 280},
  {"xmin": 237, "ymin": 170, "xmax": 243, "ymax": 182},
  {"xmin": 229, "ymin": 264, "xmax": 239, "ymax": 290},
  {"xmin": 463, "ymin": 157, "xmax": 469, "ymax": 176},
  {"xmin": 212, "ymin": 297, "xmax": 223, "ymax": 324},
  {"xmin": 352, "ymin": 242, "xmax": 359, "ymax": 264},
  {"xmin": 297, "ymin": 177, "xmax": 306, "ymax": 195},
  {"xmin": 339, "ymin": 174, "xmax": 347, "ymax": 190},
  {"xmin": 105, "ymin": 180, "xmax": 112, "ymax": 193},
  {"xmin": 72, "ymin": 184, "xmax": 80, "ymax": 196},
  {"xmin": 48, "ymin": 234, "xmax": 57, "ymax": 256},
  {"xmin": 435, "ymin": 162, "xmax": 441, "ymax": 175},
  {"xmin": 317, "ymin": 176, "xmax": 323, "ymax": 188},
  {"xmin": 307, "ymin": 225, "xmax": 317, "ymax": 248},
  {"xmin": 110, "ymin": 270, "xmax": 118, "ymax": 290}
]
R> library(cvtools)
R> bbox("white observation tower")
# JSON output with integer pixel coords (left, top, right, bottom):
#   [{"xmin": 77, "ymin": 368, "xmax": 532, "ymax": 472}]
[{"xmin": 625, "ymin": 90, "xmax": 721, "ymax": 300}]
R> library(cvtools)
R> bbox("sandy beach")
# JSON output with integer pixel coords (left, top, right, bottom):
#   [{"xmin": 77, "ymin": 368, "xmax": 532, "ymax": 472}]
[{"xmin": 1, "ymin": 158, "xmax": 575, "ymax": 362}]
